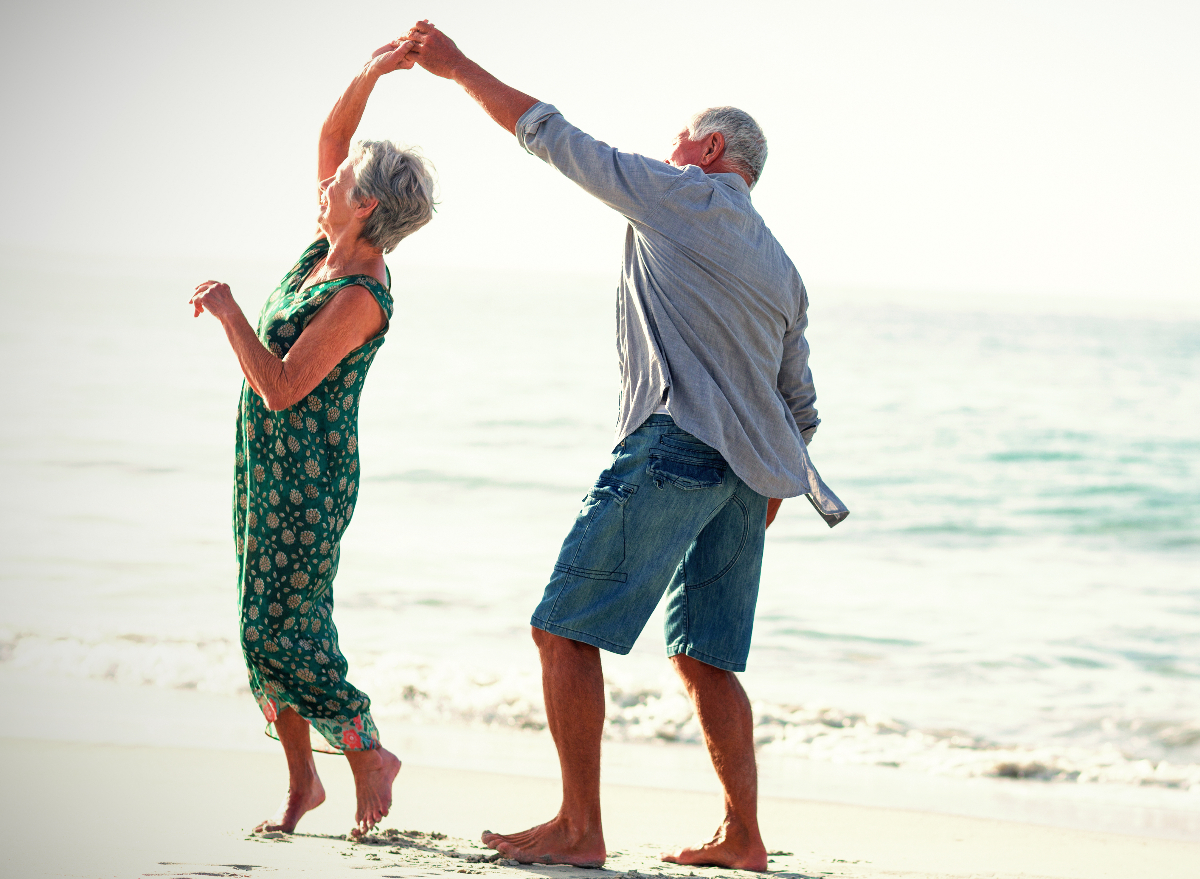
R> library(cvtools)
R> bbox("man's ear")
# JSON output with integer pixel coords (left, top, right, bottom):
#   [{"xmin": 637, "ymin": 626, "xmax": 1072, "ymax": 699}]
[
  {"xmin": 354, "ymin": 197, "xmax": 379, "ymax": 220},
  {"xmin": 701, "ymin": 131, "xmax": 726, "ymax": 166}
]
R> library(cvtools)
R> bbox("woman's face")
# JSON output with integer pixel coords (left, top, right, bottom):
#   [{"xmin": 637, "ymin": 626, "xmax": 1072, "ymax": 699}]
[{"xmin": 317, "ymin": 157, "xmax": 359, "ymax": 231}]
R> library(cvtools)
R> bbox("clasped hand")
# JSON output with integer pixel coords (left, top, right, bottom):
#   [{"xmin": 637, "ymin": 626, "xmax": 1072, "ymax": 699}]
[{"xmin": 358, "ymin": 20, "xmax": 469, "ymax": 81}]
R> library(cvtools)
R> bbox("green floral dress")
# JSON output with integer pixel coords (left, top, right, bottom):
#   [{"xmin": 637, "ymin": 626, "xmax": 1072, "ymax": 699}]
[{"xmin": 233, "ymin": 238, "xmax": 392, "ymax": 752}]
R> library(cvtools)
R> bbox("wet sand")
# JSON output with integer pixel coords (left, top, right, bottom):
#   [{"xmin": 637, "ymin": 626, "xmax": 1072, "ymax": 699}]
[{"xmin": 1, "ymin": 736, "xmax": 1196, "ymax": 879}]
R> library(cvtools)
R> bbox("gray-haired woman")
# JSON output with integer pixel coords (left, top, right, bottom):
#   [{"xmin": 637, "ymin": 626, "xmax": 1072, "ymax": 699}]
[{"xmin": 190, "ymin": 38, "xmax": 432, "ymax": 838}]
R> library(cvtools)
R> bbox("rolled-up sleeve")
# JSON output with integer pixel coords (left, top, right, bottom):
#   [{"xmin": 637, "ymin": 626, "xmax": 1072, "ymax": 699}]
[
  {"xmin": 516, "ymin": 102, "xmax": 682, "ymax": 224},
  {"xmin": 778, "ymin": 298, "xmax": 820, "ymax": 445}
]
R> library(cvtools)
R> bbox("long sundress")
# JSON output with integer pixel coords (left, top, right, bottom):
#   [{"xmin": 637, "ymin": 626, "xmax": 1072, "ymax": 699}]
[{"xmin": 233, "ymin": 238, "xmax": 392, "ymax": 753}]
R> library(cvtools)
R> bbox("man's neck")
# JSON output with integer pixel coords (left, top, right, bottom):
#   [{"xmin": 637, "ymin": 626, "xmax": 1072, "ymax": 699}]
[{"xmin": 703, "ymin": 161, "xmax": 752, "ymax": 188}]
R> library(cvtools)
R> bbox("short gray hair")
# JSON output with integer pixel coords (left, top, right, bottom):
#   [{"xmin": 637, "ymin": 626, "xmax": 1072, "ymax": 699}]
[
  {"xmin": 348, "ymin": 140, "xmax": 437, "ymax": 253},
  {"xmin": 687, "ymin": 107, "xmax": 768, "ymax": 188}
]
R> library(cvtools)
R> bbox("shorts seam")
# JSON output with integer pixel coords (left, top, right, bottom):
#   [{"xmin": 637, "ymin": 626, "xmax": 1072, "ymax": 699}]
[
  {"xmin": 531, "ymin": 617, "xmax": 633, "ymax": 654},
  {"xmin": 551, "ymin": 562, "xmax": 628, "ymax": 583},
  {"xmin": 666, "ymin": 644, "xmax": 746, "ymax": 673},
  {"xmin": 686, "ymin": 494, "xmax": 750, "ymax": 590}
]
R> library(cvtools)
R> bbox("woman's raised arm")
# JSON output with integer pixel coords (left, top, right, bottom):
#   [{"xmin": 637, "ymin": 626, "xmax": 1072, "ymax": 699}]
[{"xmin": 317, "ymin": 39, "xmax": 418, "ymax": 189}]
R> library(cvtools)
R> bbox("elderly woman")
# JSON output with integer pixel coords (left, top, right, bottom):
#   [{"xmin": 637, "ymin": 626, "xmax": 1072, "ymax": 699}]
[{"xmin": 190, "ymin": 38, "xmax": 432, "ymax": 838}]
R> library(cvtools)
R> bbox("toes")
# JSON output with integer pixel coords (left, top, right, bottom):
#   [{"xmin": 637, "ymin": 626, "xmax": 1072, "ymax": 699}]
[{"xmin": 496, "ymin": 841, "xmax": 521, "ymax": 859}]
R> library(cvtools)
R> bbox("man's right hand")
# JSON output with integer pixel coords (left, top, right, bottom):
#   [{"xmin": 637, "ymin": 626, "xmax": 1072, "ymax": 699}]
[
  {"xmin": 406, "ymin": 19, "xmax": 466, "ymax": 79},
  {"xmin": 766, "ymin": 498, "xmax": 783, "ymax": 529},
  {"xmin": 404, "ymin": 18, "xmax": 538, "ymax": 134}
]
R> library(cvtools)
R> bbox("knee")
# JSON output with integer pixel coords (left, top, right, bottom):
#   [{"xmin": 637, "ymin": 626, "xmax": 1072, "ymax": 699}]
[
  {"xmin": 531, "ymin": 626, "xmax": 593, "ymax": 659},
  {"xmin": 531, "ymin": 625, "xmax": 566, "ymax": 652},
  {"xmin": 671, "ymin": 652, "xmax": 725, "ymax": 685}
]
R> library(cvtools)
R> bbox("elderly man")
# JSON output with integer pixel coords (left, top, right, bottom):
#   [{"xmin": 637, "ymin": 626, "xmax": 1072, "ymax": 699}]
[{"xmin": 407, "ymin": 20, "xmax": 847, "ymax": 871}]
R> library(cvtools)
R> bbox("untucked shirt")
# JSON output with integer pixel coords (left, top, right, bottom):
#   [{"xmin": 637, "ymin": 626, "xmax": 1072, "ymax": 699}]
[{"xmin": 516, "ymin": 103, "xmax": 847, "ymax": 525}]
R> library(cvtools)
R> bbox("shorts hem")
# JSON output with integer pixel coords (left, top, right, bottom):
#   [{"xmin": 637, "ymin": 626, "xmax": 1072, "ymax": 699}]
[
  {"xmin": 531, "ymin": 617, "xmax": 634, "ymax": 655},
  {"xmin": 666, "ymin": 644, "xmax": 747, "ymax": 673}
]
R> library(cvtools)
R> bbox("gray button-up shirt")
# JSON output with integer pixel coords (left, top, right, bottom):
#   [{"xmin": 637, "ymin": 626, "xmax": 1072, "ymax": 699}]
[{"xmin": 516, "ymin": 103, "xmax": 847, "ymax": 525}]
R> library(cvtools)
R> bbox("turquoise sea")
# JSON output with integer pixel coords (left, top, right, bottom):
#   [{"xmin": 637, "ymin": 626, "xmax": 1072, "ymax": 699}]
[{"xmin": 1, "ymin": 249, "xmax": 1197, "ymax": 835}]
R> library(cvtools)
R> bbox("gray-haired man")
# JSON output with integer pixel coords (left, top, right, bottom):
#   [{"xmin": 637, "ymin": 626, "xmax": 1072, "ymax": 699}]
[{"xmin": 406, "ymin": 20, "xmax": 847, "ymax": 871}]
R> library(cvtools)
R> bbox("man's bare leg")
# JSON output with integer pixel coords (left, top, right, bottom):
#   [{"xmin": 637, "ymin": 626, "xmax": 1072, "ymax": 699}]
[
  {"xmin": 254, "ymin": 707, "xmax": 326, "ymax": 833},
  {"xmin": 660, "ymin": 654, "xmax": 769, "ymax": 872},
  {"xmin": 346, "ymin": 745, "xmax": 402, "ymax": 839},
  {"xmin": 482, "ymin": 628, "xmax": 607, "ymax": 866}
]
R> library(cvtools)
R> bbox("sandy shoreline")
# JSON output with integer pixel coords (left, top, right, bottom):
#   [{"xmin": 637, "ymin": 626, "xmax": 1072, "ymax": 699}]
[{"xmin": 2, "ymin": 736, "xmax": 1197, "ymax": 879}]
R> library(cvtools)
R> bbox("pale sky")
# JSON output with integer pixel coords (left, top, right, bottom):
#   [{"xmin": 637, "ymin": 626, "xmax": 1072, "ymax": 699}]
[{"xmin": 3, "ymin": 0, "xmax": 1198, "ymax": 305}]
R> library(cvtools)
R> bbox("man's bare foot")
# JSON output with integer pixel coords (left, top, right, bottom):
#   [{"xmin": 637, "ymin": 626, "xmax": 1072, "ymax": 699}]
[
  {"xmin": 482, "ymin": 817, "xmax": 606, "ymax": 867},
  {"xmin": 661, "ymin": 821, "xmax": 768, "ymax": 872},
  {"xmin": 346, "ymin": 747, "xmax": 401, "ymax": 839},
  {"xmin": 253, "ymin": 770, "xmax": 326, "ymax": 834}
]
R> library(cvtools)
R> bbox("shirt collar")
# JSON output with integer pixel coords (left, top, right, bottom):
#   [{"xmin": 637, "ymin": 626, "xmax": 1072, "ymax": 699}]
[{"xmin": 712, "ymin": 171, "xmax": 751, "ymax": 196}]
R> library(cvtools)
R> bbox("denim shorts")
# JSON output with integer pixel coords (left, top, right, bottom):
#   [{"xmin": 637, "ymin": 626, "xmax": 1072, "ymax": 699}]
[{"xmin": 531, "ymin": 415, "xmax": 768, "ymax": 672}]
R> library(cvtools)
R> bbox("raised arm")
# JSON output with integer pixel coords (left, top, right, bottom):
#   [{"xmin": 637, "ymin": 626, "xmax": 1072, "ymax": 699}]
[
  {"xmin": 406, "ymin": 21, "xmax": 536, "ymax": 134},
  {"xmin": 317, "ymin": 39, "xmax": 419, "ymax": 187},
  {"xmin": 407, "ymin": 21, "xmax": 679, "ymax": 224}
]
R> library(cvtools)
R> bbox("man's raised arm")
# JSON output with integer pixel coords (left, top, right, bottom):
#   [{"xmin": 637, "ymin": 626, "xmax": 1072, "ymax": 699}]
[
  {"xmin": 407, "ymin": 21, "xmax": 537, "ymax": 134},
  {"xmin": 406, "ymin": 21, "xmax": 679, "ymax": 225}
]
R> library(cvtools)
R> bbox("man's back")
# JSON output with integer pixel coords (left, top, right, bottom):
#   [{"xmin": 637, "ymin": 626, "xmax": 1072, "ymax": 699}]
[{"xmin": 518, "ymin": 102, "xmax": 843, "ymax": 516}]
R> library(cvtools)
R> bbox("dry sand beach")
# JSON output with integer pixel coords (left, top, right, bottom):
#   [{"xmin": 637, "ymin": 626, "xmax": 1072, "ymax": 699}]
[{"xmin": 2, "ymin": 735, "xmax": 1197, "ymax": 879}]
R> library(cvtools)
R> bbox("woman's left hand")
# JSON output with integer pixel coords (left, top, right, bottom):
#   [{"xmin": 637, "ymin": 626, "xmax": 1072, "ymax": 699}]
[
  {"xmin": 191, "ymin": 280, "xmax": 238, "ymax": 320},
  {"xmin": 368, "ymin": 38, "xmax": 418, "ymax": 76}
]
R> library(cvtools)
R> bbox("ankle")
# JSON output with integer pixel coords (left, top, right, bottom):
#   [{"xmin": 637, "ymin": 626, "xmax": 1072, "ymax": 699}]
[
  {"xmin": 287, "ymin": 763, "xmax": 319, "ymax": 786},
  {"xmin": 556, "ymin": 809, "xmax": 603, "ymax": 843},
  {"xmin": 346, "ymin": 747, "xmax": 382, "ymax": 770},
  {"xmin": 721, "ymin": 815, "xmax": 762, "ymax": 848}
]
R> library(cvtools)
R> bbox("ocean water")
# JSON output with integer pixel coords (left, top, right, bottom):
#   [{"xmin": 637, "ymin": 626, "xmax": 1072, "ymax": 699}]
[{"xmin": 1, "ymin": 251, "xmax": 1198, "ymax": 813}]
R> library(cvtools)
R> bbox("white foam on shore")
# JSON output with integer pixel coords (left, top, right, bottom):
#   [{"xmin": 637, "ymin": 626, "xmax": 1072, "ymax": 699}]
[
  {"xmin": 3, "ymin": 663, "xmax": 1198, "ymax": 844},
  {"xmin": 5, "ymin": 628, "xmax": 1198, "ymax": 797}
]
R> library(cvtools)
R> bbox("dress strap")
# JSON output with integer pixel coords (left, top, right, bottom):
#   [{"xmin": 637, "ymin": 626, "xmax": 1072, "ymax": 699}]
[
  {"xmin": 282, "ymin": 238, "xmax": 331, "ymax": 294},
  {"xmin": 325, "ymin": 273, "xmax": 393, "ymax": 322},
  {"xmin": 301, "ymin": 273, "xmax": 393, "ymax": 345}
]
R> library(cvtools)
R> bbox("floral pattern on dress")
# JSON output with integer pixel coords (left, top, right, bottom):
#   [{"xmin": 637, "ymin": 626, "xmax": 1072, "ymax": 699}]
[{"xmin": 233, "ymin": 238, "xmax": 392, "ymax": 753}]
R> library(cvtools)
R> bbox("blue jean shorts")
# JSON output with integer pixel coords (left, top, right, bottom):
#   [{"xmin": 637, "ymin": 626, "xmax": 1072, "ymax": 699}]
[{"xmin": 531, "ymin": 415, "xmax": 768, "ymax": 672}]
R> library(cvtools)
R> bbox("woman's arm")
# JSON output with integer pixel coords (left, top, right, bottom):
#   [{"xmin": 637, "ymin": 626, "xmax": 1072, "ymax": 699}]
[
  {"xmin": 317, "ymin": 39, "xmax": 418, "ymax": 186},
  {"xmin": 190, "ymin": 281, "xmax": 385, "ymax": 411}
]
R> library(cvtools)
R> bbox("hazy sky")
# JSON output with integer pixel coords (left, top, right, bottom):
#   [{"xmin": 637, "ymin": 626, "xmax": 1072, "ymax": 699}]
[{"xmin": 3, "ymin": 0, "xmax": 1197, "ymax": 304}]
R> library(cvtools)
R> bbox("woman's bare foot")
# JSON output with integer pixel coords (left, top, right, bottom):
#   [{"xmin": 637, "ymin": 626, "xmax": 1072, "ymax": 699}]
[
  {"xmin": 481, "ymin": 817, "xmax": 606, "ymax": 867},
  {"xmin": 253, "ymin": 770, "xmax": 326, "ymax": 834},
  {"xmin": 345, "ymin": 747, "xmax": 401, "ymax": 839},
  {"xmin": 661, "ymin": 820, "xmax": 768, "ymax": 872}
]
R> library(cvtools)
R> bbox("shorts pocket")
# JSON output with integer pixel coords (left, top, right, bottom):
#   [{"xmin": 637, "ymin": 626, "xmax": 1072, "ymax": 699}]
[
  {"xmin": 555, "ymin": 476, "xmax": 638, "ymax": 581},
  {"xmin": 581, "ymin": 476, "xmax": 638, "ymax": 506},
  {"xmin": 648, "ymin": 434, "xmax": 726, "ymax": 490}
]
